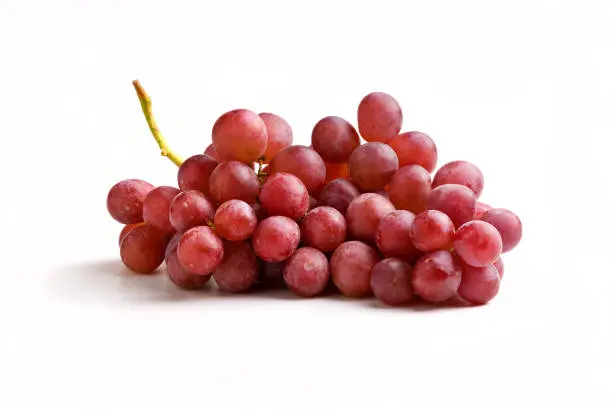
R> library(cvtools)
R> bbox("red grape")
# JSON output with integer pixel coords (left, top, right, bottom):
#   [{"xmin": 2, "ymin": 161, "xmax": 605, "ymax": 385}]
[
  {"xmin": 454, "ymin": 220, "xmax": 502, "ymax": 267},
  {"xmin": 283, "ymin": 247, "xmax": 330, "ymax": 297},
  {"xmin": 257, "ymin": 261, "xmax": 287, "ymax": 289},
  {"xmin": 177, "ymin": 226, "xmax": 224, "ymax": 275},
  {"xmin": 493, "ymin": 257, "xmax": 504, "ymax": 280},
  {"xmin": 311, "ymin": 116, "xmax": 360, "ymax": 163},
  {"xmin": 259, "ymin": 112, "xmax": 293, "ymax": 163},
  {"xmin": 169, "ymin": 190, "xmax": 215, "ymax": 232},
  {"xmin": 166, "ymin": 251, "xmax": 211, "ymax": 290},
  {"xmin": 308, "ymin": 195, "xmax": 319, "ymax": 211},
  {"xmin": 480, "ymin": 208, "xmax": 522, "ymax": 252},
  {"xmin": 259, "ymin": 172, "xmax": 309, "ymax": 220},
  {"xmin": 370, "ymin": 258, "xmax": 414, "ymax": 306},
  {"xmin": 375, "ymin": 210, "xmax": 421, "ymax": 263},
  {"xmin": 213, "ymin": 199, "xmax": 258, "ymax": 241},
  {"xmin": 212, "ymin": 109, "xmax": 268, "ymax": 163},
  {"xmin": 268, "ymin": 145, "xmax": 326, "ymax": 193},
  {"xmin": 300, "ymin": 206, "xmax": 347, "ymax": 252},
  {"xmin": 252, "ymin": 216, "xmax": 300, "ymax": 262},
  {"xmin": 143, "ymin": 186, "xmax": 180, "ymax": 234},
  {"xmin": 357, "ymin": 92, "xmax": 402, "ymax": 143},
  {"xmin": 388, "ymin": 165, "xmax": 431, "ymax": 214},
  {"xmin": 209, "ymin": 161, "xmax": 260, "ymax": 204},
  {"xmin": 348, "ymin": 142, "xmax": 399, "ymax": 191},
  {"xmin": 324, "ymin": 162, "xmax": 349, "ymax": 183},
  {"xmin": 120, "ymin": 225, "xmax": 168, "ymax": 274},
  {"xmin": 250, "ymin": 202, "xmax": 268, "ymax": 221},
  {"xmin": 457, "ymin": 263, "xmax": 500, "ymax": 305},
  {"xmin": 107, "ymin": 179, "xmax": 154, "ymax": 224},
  {"xmin": 177, "ymin": 154, "xmax": 218, "ymax": 197},
  {"xmin": 319, "ymin": 179, "xmax": 360, "ymax": 215},
  {"xmin": 330, "ymin": 241, "xmax": 380, "ymax": 297},
  {"xmin": 165, "ymin": 232, "xmax": 182, "ymax": 258},
  {"xmin": 388, "ymin": 131, "xmax": 437, "ymax": 172},
  {"xmin": 433, "ymin": 160, "xmax": 484, "ymax": 198},
  {"xmin": 213, "ymin": 241, "xmax": 259, "ymax": 293},
  {"xmin": 410, "ymin": 210, "xmax": 455, "ymax": 252},
  {"xmin": 204, "ymin": 143, "xmax": 222, "ymax": 161},
  {"xmin": 119, "ymin": 222, "xmax": 145, "ymax": 246},
  {"xmin": 346, "ymin": 193, "xmax": 395, "ymax": 242},
  {"xmin": 474, "ymin": 201, "xmax": 492, "ymax": 219},
  {"xmin": 412, "ymin": 250, "xmax": 462, "ymax": 303},
  {"xmin": 428, "ymin": 184, "xmax": 476, "ymax": 228}
]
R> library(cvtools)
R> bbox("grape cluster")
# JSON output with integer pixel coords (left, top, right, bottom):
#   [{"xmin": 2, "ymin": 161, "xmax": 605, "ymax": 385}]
[{"xmin": 108, "ymin": 91, "xmax": 522, "ymax": 306}]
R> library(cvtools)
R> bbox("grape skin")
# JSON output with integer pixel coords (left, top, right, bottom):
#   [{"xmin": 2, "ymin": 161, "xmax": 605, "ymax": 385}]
[
  {"xmin": 457, "ymin": 263, "xmax": 500, "ymax": 305},
  {"xmin": 410, "ymin": 210, "xmax": 455, "ymax": 252},
  {"xmin": 493, "ymin": 258, "xmax": 504, "ymax": 280},
  {"xmin": 213, "ymin": 241, "xmax": 259, "ymax": 293},
  {"xmin": 120, "ymin": 225, "xmax": 168, "ymax": 274},
  {"xmin": 252, "ymin": 216, "xmax": 301, "ymax": 262},
  {"xmin": 177, "ymin": 226, "xmax": 224, "ymax": 275},
  {"xmin": 107, "ymin": 179, "xmax": 154, "ymax": 224},
  {"xmin": 143, "ymin": 186, "xmax": 180, "ymax": 234},
  {"xmin": 374, "ymin": 210, "xmax": 421, "ymax": 263},
  {"xmin": 204, "ymin": 144, "xmax": 222, "ymax": 161},
  {"xmin": 259, "ymin": 172, "xmax": 309, "ymax": 220},
  {"xmin": 388, "ymin": 165, "xmax": 432, "ymax": 214},
  {"xmin": 412, "ymin": 250, "xmax": 462, "ymax": 303},
  {"xmin": 427, "ymin": 184, "xmax": 476, "ymax": 228},
  {"xmin": 257, "ymin": 261, "xmax": 287, "ymax": 289},
  {"xmin": 283, "ymin": 247, "xmax": 330, "ymax": 297},
  {"xmin": 331, "ymin": 241, "xmax": 380, "ymax": 297},
  {"xmin": 250, "ymin": 203, "xmax": 268, "ymax": 222},
  {"xmin": 319, "ymin": 179, "xmax": 360, "ymax": 215},
  {"xmin": 259, "ymin": 113, "xmax": 293, "ymax": 163},
  {"xmin": 480, "ymin": 208, "xmax": 522, "ymax": 253},
  {"xmin": 311, "ymin": 116, "xmax": 360, "ymax": 163},
  {"xmin": 474, "ymin": 202, "xmax": 492, "ymax": 219},
  {"xmin": 348, "ymin": 142, "xmax": 399, "ymax": 191},
  {"xmin": 346, "ymin": 193, "xmax": 395, "ymax": 242},
  {"xmin": 166, "ymin": 251, "xmax": 211, "ymax": 290},
  {"xmin": 388, "ymin": 131, "xmax": 438, "ymax": 172},
  {"xmin": 212, "ymin": 109, "xmax": 268, "ymax": 163},
  {"xmin": 433, "ymin": 160, "xmax": 484, "ymax": 198},
  {"xmin": 370, "ymin": 258, "xmax": 414, "ymax": 306},
  {"xmin": 119, "ymin": 222, "xmax": 145, "ymax": 246},
  {"xmin": 268, "ymin": 145, "xmax": 326, "ymax": 193},
  {"xmin": 324, "ymin": 162, "xmax": 349, "ymax": 183},
  {"xmin": 177, "ymin": 154, "xmax": 218, "ymax": 198},
  {"xmin": 213, "ymin": 199, "xmax": 258, "ymax": 241},
  {"xmin": 454, "ymin": 220, "xmax": 503, "ymax": 267},
  {"xmin": 165, "ymin": 232, "xmax": 182, "ymax": 258},
  {"xmin": 357, "ymin": 92, "xmax": 402, "ymax": 143},
  {"xmin": 169, "ymin": 190, "xmax": 215, "ymax": 233},
  {"xmin": 300, "ymin": 206, "xmax": 347, "ymax": 252},
  {"xmin": 209, "ymin": 161, "xmax": 260, "ymax": 204}
]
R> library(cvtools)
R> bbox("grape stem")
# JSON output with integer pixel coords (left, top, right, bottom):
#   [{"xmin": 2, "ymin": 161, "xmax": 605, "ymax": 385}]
[{"xmin": 132, "ymin": 80, "xmax": 184, "ymax": 167}]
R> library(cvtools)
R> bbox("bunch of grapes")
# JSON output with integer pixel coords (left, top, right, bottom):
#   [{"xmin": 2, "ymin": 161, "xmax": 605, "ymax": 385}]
[{"xmin": 107, "ymin": 87, "xmax": 522, "ymax": 306}]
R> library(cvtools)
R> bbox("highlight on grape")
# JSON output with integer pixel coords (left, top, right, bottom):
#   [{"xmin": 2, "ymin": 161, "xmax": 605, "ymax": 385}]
[{"xmin": 107, "ymin": 80, "xmax": 523, "ymax": 306}]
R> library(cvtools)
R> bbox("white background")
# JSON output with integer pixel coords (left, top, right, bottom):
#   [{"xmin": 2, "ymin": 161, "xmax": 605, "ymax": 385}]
[{"xmin": 1, "ymin": 1, "xmax": 611, "ymax": 407}]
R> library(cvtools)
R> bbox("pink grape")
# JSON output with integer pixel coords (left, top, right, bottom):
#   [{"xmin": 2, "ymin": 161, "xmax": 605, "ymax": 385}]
[
  {"xmin": 474, "ymin": 202, "xmax": 492, "ymax": 219},
  {"xmin": 457, "ymin": 263, "xmax": 500, "ymax": 305},
  {"xmin": 454, "ymin": 220, "xmax": 503, "ymax": 267},
  {"xmin": 370, "ymin": 258, "xmax": 414, "ymax": 306},
  {"xmin": 357, "ymin": 92, "xmax": 402, "ymax": 143},
  {"xmin": 410, "ymin": 210, "xmax": 455, "ymax": 252},
  {"xmin": 166, "ymin": 251, "xmax": 211, "ymax": 290},
  {"xmin": 268, "ymin": 145, "xmax": 326, "ymax": 193},
  {"xmin": 300, "ymin": 206, "xmax": 347, "ymax": 252},
  {"xmin": 107, "ymin": 179, "xmax": 154, "ymax": 224},
  {"xmin": 165, "ymin": 232, "xmax": 182, "ymax": 258},
  {"xmin": 433, "ymin": 161, "xmax": 484, "ymax": 198},
  {"xmin": 428, "ymin": 184, "xmax": 476, "ymax": 228},
  {"xmin": 259, "ymin": 112, "xmax": 293, "ymax": 163},
  {"xmin": 480, "ymin": 208, "xmax": 522, "ymax": 252},
  {"xmin": 319, "ymin": 179, "xmax": 360, "ymax": 215},
  {"xmin": 257, "ymin": 261, "xmax": 287, "ymax": 289},
  {"xmin": 311, "ymin": 116, "xmax": 360, "ymax": 163},
  {"xmin": 213, "ymin": 241, "xmax": 259, "ymax": 293},
  {"xmin": 119, "ymin": 222, "xmax": 144, "ymax": 246},
  {"xmin": 388, "ymin": 131, "xmax": 438, "ymax": 172},
  {"xmin": 204, "ymin": 144, "xmax": 222, "ymax": 161},
  {"xmin": 388, "ymin": 165, "xmax": 431, "ymax": 214},
  {"xmin": 177, "ymin": 154, "xmax": 218, "ymax": 197},
  {"xmin": 348, "ymin": 142, "xmax": 399, "ymax": 191},
  {"xmin": 375, "ymin": 210, "xmax": 421, "ymax": 263},
  {"xmin": 212, "ymin": 109, "xmax": 268, "ymax": 163},
  {"xmin": 143, "ymin": 186, "xmax": 180, "ymax": 234},
  {"xmin": 169, "ymin": 190, "xmax": 215, "ymax": 232},
  {"xmin": 283, "ymin": 247, "xmax": 330, "ymax": 297},
  {"xmin": 252, "ymin": 216, "xmax": 300, "ymax": 262},
  {"xmin": 346, "ymin": 193, "xmax": 395, "ymax": 242},
  {"xmin": 213, "ymin": 199, "xmax": 258, "ymax": 241},
  {"xmin": 120, "ymin": 225, "xmax": 168, "ymax": 274},
  {"xmin": 412, "ymin": 250, "xmax": 462, "ymax": 303},
  {"xmin": 493, "ymin": 258, "xmax": 504, "ymax": 280},
  {"xmin": 324, "ymin": 162, "xmax": 349, "ymax": 183},
  {"xmin": 259, "ymin": 172, "xmax": 309, "ymax": 220},
  {"xmin": 331, "ymin": 241, "xmax": 380, "ymax": 297},
  {"xmin": 177, "ymin": 226, "xmax": 224, "ymax": 275},
  {"xmin": 209, "ymin": 161, "xmax": 260, "ymax": 204}
]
